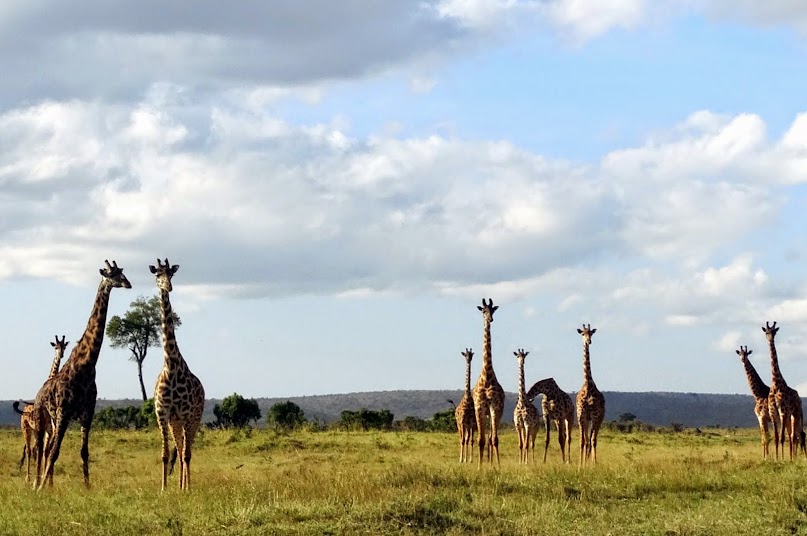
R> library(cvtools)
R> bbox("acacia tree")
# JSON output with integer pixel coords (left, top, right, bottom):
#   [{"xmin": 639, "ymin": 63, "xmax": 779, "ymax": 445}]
[{"xmin": 106, "ymin": 295, "xmax": 181, "ymax": 401}]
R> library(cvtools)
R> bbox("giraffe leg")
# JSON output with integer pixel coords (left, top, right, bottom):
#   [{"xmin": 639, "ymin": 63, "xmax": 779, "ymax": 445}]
[
  {"xmin": 475, "ymin": 406, "xmax": 488, "ymax": 469},
  {"xmin": 771, "ymin": 410, "xmax": 781, "ymax": 460},
  {"xmin": 469, "ymin": 427, "xmax": 476, "ymax": 463},
  {"xmin": 555, "ymin": 420, "xmax": 564, "ymax": 463},
  {"xmin": 758, "ymin": 414, "xmax": 768, "ymax": 460},
  {"xmin": 38, "ymin": 417, "xmax": 68, "ymax": 491},
  {"xmin": 490, "ymin": 409, "xmax": 501, "ymax": 467},
  {"xmin": 543, "ymin": 417, "xmax": 551, "ymax": 463},
  {"xmin": 80, "ymin": 423, "xmax": 92, "ymax": 488},
  {"xmin": 158, "ymin": 417, "xmax": 171, "ymax": 492},
  {"xmin": 565, "ymin": 419, "xmax": 573, "ymax": 464},
  {"xmin": 578, "ymin": 415, "xmax": 589, "ymax": 467},
  {"xmin": 169, "ymin": 420, "xmax": 186, "ymax": 490},
  {"xmin": 591, "ymin": 416, "xmax": 604, "ymax": 465},
  {"xmin": 183, "ymin": 424, "xmax": 199, "ymax": 492}
]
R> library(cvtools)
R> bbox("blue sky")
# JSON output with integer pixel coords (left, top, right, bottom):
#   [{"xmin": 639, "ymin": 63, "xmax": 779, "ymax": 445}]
[{"xmin": 2, "ymin": 1, "xmax": 807, "ymax": 402}]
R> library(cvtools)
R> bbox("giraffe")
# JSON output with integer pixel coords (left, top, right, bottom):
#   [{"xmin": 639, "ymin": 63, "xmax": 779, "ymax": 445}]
[
  {"xmin": 576, "ymin": 324, "xmax": 605, "ymax": 466},
  {"xmin": 735, "ymin": 345, "xmax": 771, "ymax": 460},
  {"xmin": 526, "ymin": 377, "xmax": 574, "ymax": 463},
  {"xmin": 472, "ymin": 298, "xmax": 505, "ymax": 467},
  {"xmin": 454, "ymin": 348, "xmax": 477, "ymax": 463},
  {"xmin": 513, "ymin": 349, "xmax": 540, "ymax": 464},
  {"xmin": 763, "ymin": 321, "xmax": 805, "ymax": 461},
  {"xmin": 151, "ymin": 258, "xmax": 205, "ymax": 491},
  {"xmin": 14, "ymin": 335, "xmax": 69, "ymax": 482},
  {"xmin": 32, "ymin": 260, "xmax": 131, "ymax": 490}
]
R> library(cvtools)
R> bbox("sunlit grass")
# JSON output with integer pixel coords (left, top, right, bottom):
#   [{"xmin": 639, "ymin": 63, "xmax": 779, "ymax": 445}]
[{"xmin": 0, "ymin": 426, "xmax": 805, "ymax": 535}]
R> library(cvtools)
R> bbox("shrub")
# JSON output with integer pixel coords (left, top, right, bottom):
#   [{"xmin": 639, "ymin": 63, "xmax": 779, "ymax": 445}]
[
  {"xmin": 212, "ymin": 393, "xmax": 262, "ymax": 428},
  {"xmin": 266, "ymin": 401, "xmax": 307, "ymax": 431}
]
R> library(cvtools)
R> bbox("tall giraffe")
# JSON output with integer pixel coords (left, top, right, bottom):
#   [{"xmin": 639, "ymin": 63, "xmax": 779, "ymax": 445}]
[
  {"xmin": 763, "ymin": 321, "xmax": 804, "ymax": 461},
  {"xmin": 576, "ymin": 324, "xmax": 605, "ymax": 466},
  {"xmin": 513, "ymin": 349, "xmax": 540, "ymax": 464},
  {"xmin": 735, "ymin": 345, "xmax": 771, "ymax": 460},
  {"xmin": 472, "ymin": 298, "xmax": 505, "ymax": 467},
  {"xmin": 14, "ymin": 335, "xmax": 69, "ymax": 482},
  {"xmin": 32, "ymin": 260, "xmax": 131, "ymax": 490},
  {"xmin": 526, "ymin": 377, "xmax": 574, "ymax": 463},
  {"xmin": 151, "ymin": 258, "xmax": 205, "ymax": 491},
  {"xmin": 454, "ymin": 348, "xmax": 477, "ymax": 463}
]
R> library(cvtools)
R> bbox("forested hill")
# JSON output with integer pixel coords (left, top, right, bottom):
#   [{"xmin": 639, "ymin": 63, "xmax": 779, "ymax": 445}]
[{"xmin": 0, "ymin": 391, "xmax": 792, "ymax": 428}]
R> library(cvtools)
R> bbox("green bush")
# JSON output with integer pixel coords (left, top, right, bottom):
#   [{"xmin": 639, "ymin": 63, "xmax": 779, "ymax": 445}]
[
  {"xmin": 212, "ymin": 393, "xmax": 261, "ymax": 428},
  {"xmin": 266, "ymin": 400, "xmax": 307, "ymax": 431}
]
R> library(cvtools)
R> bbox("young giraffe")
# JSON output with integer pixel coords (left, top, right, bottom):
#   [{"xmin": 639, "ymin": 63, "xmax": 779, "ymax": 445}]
[
  {"xmin": 14, "ymin": 335, "xmax": 69, "ymax": 482},
  {"xmin": 32, "ymin": 260, "xmax": 131, "ymax": 490},
  {"xmin": 472, "ymin": 298, "xmax": 505, "ymax": 467},
  {"xmin": 513, "ymin": 349, "xmax": 540, "ymax": 464},
  {"xmin": 454, "ymin": 348, "xmax": 477, "ymax": 463},
  {"xmin": 763, "ymin": 321, "xmax": 805, "ymax": 461},
  {"xmin": 735, "ymin": 345, "xmax": 771, "ymax": 460},
  {"xmin": 576, "ymin": 324, "xmax": 605, "ymax": 466},
  {"xmin": 526, "ymin": 377, "xmax": 574, "ymax": 463},
  {"xmin": 151, "ymin": 258, "xmax": 206, "ymax": 491}
]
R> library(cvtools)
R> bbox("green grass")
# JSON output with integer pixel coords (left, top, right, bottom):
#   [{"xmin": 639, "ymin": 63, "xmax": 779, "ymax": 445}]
[{"xmin": 1, "ymin": 426, "xmax": 805, "ymax": 535}]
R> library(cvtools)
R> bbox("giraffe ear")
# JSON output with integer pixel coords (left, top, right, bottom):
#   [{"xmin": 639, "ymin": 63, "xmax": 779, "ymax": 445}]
[
  {"xmin": 577, "ymin": 328, "xmax": 583, "ymax": 334},
  {"xmin": 591, "ymin": 328, "xmax": 597, "ymax": 335},
  {"xmin": 99, "ymin": 268, "xmax": 106, "ymax": 277},
  {"xmin": 149, "ymin": 265, "xmax": 158, "ymax": 274},
  {"xmin": 748, "ymin": 349, "xmax": 753, "ymax": 355},
  {"xmin": 51, "ymin": 342, "xmax": 56, "ymax": 348},
  {"xmin": 492, "ymin": 306, "xmax": 499, "ymax": 313},
  {"xmin": 171, "ymin": 264, "xmax": 179, "ymax": 274},
  {"xmin": 477, "ymin": 306, "xmax": 483, "ymax": 312},
  {"xmin": 761, "ymin": 326, "xmax": 766, "ymax": 333},
  {"xmin": 736, "ymin": 349, "xmax": 741, "ymax": 355}
]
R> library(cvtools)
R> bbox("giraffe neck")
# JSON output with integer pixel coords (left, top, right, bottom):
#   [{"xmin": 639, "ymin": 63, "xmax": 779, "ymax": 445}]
[
  {"xmin": 61, "ymin": 280, "xmax": 112, "ymax": 375},
  {"xmin": 480, "ymin": 318, "xmax": 495, "ymax": 381},
  {"xmin": 517, "ymin": 359, "xmax": 526, "ymax": 403},
  {"xmin": 582, "ymin": 340, "xmax": 594, "ymax": 386},
  {"xmin": 47, "ymin": 347, "xmax": 64, "ymax": 378},
  {"xmin": 159, "ymin": 287, "xmax": 186, "ymax": 371},
  {"xmin": 740, "ymin": 356, "xmax": 770, "ymax": 400},
  {"xmin": 464, "ymin": 359, "xmax": 472, "ymax": 396},
  {"xmin": 769, "ymin": 338, "xmax": 786, "ymax": 388}
]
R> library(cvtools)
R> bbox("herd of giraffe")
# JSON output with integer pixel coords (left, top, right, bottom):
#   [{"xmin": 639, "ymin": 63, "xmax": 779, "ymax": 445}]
[
  {"xmin": 13, "ymin": 259, "xmax": 205, "ymax": 491},
  {"xmin": 454, "ymin": 299, "xmax": 605, "ymax": 467},
  {"xmin": 13, "ymin": 267, "xmax": 803, "ymax": 489}
]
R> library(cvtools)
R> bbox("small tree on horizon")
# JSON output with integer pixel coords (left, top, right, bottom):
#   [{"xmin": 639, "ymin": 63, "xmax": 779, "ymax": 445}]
[
  {"xmin": 213, "ymin": 393, "xmax": 262, "ymax": 428},
  {"xmin": 267, "ymin": 401, "xmax": 307, "ymax": 431},
  {"xmin": 106, "ymin": 295, "xmax": 181, "ymax": 401}
]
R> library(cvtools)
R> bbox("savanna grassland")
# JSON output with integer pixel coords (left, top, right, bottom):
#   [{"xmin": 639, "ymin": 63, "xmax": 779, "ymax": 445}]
[{"xmin": 1, "ymin": 426, "xmax": 806, "ymax": 535}]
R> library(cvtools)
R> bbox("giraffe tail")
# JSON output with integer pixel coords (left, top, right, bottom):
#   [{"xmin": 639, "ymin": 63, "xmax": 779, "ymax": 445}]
[{"xmin": 11, "ymin": 400, "xmax": 33, "ymax": 415}]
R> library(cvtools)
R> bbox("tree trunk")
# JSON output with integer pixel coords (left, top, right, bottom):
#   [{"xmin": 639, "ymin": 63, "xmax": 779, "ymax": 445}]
[{"xmin": 137, "ymin": 360, "xmax": 147, "ymax": 401}]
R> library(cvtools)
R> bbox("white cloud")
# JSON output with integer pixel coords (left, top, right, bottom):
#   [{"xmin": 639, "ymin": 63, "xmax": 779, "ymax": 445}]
[{"xmin": 713, "ymin": 330, "xmax": 742, "ymax": 352}]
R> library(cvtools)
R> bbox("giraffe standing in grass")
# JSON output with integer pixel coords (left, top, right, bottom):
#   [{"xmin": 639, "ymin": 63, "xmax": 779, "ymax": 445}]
[
  {"xmin": 576, "ymin": 324, "xmax": 605, "ymax": 466},
  {"xmin": 763, "ymin": 322, "xmax": 805, "ymax": 461},
  {"xmin": 473, "ymin": 298, "xmax": 505, "ymax": 467},
  {"xmin": 513, "ymin": 349, "xmax": 540, "ymax": 464},
  {"xmin": 735, "ymin": 346, "xmax": 771, "ymax": 459},
  {"xmin": 32, "ymin": 261, "xmax": 131, "ymax": 490},
  {"xmin": 454, "ymin": 348, "xmax": 477, "ymax": 463},
  {"xmin": 527, "ymin": 377, "xmax": 574, "ymax": 463},
  {"xmin": 151, "ymin": 258, "xmax": 205, "ymax": 491},
  {"xmin": 14, "ymin": 335, "xmax": 69, "ymax": 482}
]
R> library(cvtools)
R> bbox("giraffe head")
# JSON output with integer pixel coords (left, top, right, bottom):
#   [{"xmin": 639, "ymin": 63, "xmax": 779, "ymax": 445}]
[
  {"xmin": 577, "ymin": 324, "xmax": 596, "ymax": 345},
  {"xmin": 477, "ymin": 298, "xmax": 498, "ymax": 323},
  {"xmin": 461, "ymin": 348, "xmax": 474, "ymax": 364},
  {"xmin": 736, "ymin": 345, "xmax": 752, "ymax": 360},
  {"xmin": 149, "ymin": 258, "xmax": 180, "ymax": 292},
  {"xmin": 513, "ymin": 348, "xmax": 529, "ymax": 363},
  {"xmin": 761, "ymin": 321, "xmax": 779, "ymax": 342},
  {"xmin": 50, "ymin": 334, "xmax": 69, "ymax": 355},
  {"xmin": 99, "ymin": 260, "xmax": 132, "ymax": 289}
]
